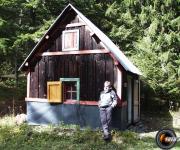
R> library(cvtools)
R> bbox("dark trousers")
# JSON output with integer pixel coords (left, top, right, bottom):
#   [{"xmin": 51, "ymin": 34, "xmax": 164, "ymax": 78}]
[{"xmin": 99, "ymin": 106, "xmax": 112, "ymax": 136}]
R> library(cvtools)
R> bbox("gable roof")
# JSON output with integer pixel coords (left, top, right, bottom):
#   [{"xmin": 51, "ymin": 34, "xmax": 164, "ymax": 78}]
[{"xmin": 19, "ymin": 4, "xmax": 141, "ymax": 75}]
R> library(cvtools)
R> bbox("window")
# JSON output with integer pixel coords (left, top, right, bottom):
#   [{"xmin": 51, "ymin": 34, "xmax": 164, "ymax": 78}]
[
  {"xmin": 64, "ymin": 82, "xmax": 77, "ymax": 100},
  {"xmin": 62, "ymin": 29, "xmax": 79, "ymax": 51},
  {"xmin": 60, "ymin": 78, "xmax": 80, "ymax": 100}
]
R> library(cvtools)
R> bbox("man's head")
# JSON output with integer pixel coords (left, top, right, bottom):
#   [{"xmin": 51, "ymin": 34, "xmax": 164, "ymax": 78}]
[{"xmin": 104, "ymin": 81, "xmax": 112, "ymax": 93}]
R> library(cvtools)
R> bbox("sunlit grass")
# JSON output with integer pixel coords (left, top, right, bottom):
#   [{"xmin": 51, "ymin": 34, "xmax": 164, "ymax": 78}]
[
  {"xmin": 0, "ymin": 115, "xmax": 16, "ymax": 126},
  {"xmin": 0, "ymin": 115, "xmax": 179, "ymax": 150},
  {"xmin": 0, "ymin": 116, "xmax": 154, "ymax": 150}
]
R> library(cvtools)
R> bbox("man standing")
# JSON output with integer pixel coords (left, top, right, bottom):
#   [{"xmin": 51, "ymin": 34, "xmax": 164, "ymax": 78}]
[{"xmin": 99, "ymin": 81, "xmax": 117, "ymax": 140}]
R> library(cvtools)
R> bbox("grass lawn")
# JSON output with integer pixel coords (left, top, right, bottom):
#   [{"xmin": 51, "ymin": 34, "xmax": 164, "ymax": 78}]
[{"xmin": 0, "ymin": 116, "xmax": 179, "ymax": 150}]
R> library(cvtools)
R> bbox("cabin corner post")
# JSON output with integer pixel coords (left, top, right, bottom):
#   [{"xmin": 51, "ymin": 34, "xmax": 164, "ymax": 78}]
[
  {"xmin": 27, "ymin": 72, "xmax": 30, "ymax": 98},
  {"xmin": 138, "ymin": 76, "xmax": 140, "ymax": 120},
  {"xmin": 116, "ymin": 67, "xmax": 122, "ymax": 100}
]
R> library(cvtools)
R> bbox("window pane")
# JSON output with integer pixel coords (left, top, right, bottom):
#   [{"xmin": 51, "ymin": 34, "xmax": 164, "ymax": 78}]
[
  {"xmin": 72, "ymin": 84, "xmax": 76, "ymax": 91},
  {"xmin": 63, "ymin": 81, "xmax": 77, "ymax": 100},
  {"xmin": 65, "ymin": 85, "xmax": 71, "ymax": 91},
  {"xmin": 63, "ymin": 30, "xmax": 79, "ymax": 50},
  {"xmin": 66, "ymin": 92, "xmax": 71, "ymax": 99},
  {"xmin": 72, "ymin": 92, "xmax": 77, "ymax": 99},
  {"xmin": 64, "ymin": 32, "xmax": 74, "ymax": 49}
]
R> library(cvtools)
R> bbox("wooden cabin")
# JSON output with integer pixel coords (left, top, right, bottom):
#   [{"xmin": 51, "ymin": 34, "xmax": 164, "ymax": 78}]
[{"xmin": 19, "ymin": 4, "xmax": 141, "ymax": 129}]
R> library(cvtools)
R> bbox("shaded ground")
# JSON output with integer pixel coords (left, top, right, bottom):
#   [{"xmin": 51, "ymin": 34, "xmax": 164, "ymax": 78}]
[
  {"xmin": 141, "ymin": 111, "xmax": 180, "ymax": 133},
  {"xmin": 141, "ymin": 111, "xmax": 173, "ymax": 132},
  {"xmin": 0, "ymin": 82, "xmax": 26, "ymax": 116},
  {"xmin": 127, "ymin": 110, "xmax": 180, "ymax": 149},
  {"xmin": 0, "ymin": 100, "xmax": 26, "ymax": 117},
  {"xmin": 0, "ymin": 79, "xmax": 26, "ymax": 102}
]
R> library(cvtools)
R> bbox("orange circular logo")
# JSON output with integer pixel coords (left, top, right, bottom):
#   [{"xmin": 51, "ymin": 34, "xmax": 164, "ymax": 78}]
[{"xmin": 156, "ymin": 129, "xmax": 177, "ymax": 149}]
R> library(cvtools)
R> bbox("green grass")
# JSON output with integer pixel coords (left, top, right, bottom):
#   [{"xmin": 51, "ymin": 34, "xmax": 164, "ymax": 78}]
[
  {"xmin": 0, "ymin": 116, "xmax": 180, "ymax": 150},
  {"xmin": 1, "ymin": 116, "xmax": 180, "ymax": 150},
  {"xmin": 0, "ymin": 125, "xmax": 155, "ymax": 150}
]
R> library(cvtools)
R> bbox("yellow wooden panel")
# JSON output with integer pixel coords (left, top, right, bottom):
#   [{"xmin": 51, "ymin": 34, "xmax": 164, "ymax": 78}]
[{"xmin": 47, "ymin": 81, "xmax": 62, "ymax": 103}]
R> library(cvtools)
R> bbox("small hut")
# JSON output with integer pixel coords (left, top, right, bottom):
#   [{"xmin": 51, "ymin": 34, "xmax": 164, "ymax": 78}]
[{"xmin": 19, "ymin": 4, "xmax": 141, "ymax": 129}]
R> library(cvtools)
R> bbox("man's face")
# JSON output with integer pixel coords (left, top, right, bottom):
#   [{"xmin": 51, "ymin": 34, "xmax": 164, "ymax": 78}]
[{"xmin": 104, "ymin": 85, "xmax": 110, "ymax": 93}]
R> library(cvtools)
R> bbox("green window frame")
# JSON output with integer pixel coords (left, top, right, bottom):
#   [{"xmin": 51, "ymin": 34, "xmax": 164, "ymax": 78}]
[{"xmin": 60, "ymin": 78, "xmax": 80, "ymax": 100}]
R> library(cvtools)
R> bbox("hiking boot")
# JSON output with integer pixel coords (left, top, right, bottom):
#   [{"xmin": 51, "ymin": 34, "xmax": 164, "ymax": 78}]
[{"xmin": 103, "ymin": 134, "xmax": 112, "ymax": 141}]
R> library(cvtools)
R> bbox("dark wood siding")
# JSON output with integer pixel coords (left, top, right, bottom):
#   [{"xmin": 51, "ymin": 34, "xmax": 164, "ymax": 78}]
[
  {"xmin": 38, "ymin": 57, "xmax": 46, "ymax": 98},
  {"xmin": 30, "ymin": 53, "xmax": 116, "ymax": 101},
  {"xmin": 30, "ymin": 62, "xmax": 39, "ymax": 98},
  {"xmin": 29, "ymin": 13, "xmax": 115, "ymax": 101},
  {"xmin": 44, "ymin": 14, "xmax": 103, "ymax": 52}
]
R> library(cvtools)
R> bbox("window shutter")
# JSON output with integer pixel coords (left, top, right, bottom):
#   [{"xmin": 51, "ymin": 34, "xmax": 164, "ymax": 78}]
[{"xmin": 47, "ymin": 81, "xmax": 62, "ymax": 103}]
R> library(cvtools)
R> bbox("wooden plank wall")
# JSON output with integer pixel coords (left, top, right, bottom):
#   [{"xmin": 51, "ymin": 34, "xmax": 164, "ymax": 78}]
[
  {"xmin": 30, "ymin": 54, "xmax": 115, "ymax": 101},
  {"xmin": 29, "ymin": 13, "xmax": 116, "ymax": 101},
  {"xmin": 47, "ymin": 14, "xmax": 103, "ymax": 51}
]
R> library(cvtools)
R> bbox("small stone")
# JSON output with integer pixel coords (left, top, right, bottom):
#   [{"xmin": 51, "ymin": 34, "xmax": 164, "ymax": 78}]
[{"xmin": 15, "ymin": 114, "xmax": 27, "ymax": 125}]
